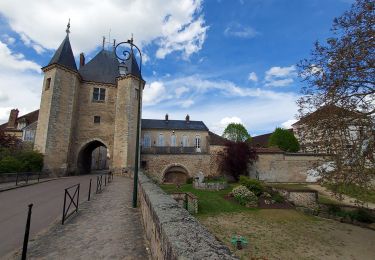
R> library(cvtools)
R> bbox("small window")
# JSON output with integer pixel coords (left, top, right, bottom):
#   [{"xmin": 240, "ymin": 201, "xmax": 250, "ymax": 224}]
[
  {"xmin": 182, "ymin": 135, "xmax": 188, "ymax": 147},
  {"xmin": 93, "ymin": 87, "xmax": 106, "ymax": 102},
  {"xmin": 158, "ymin": 134, "xmax": 164, "ymax": 146},
  {"xmin": 144, "ymin": 134, "xmax": 151, "ymax": 148},
  {"xmin": 195, "ymin": 135, "xmax": 201, "ymax": 148},
  {"xmin": 171, "ymin": 134, "xmax": 176, "ymax": 147},
  {"xmin": 135, "ymin": 89, "xmax": 139, "ymax": 100},
  {"xmin": 94, "ymin": 116, "xmax": 101, "ymax": 124},
  {"xmin": 45, "ymin": 78, "xmax": 51, "ymax": 90}
]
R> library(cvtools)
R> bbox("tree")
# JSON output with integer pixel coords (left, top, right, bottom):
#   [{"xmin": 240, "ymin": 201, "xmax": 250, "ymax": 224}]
[
  {"xmin": 298, "ymin": 0, "xmax": 375, "ymax": 188},
  {"xmin": 223, "ymin": 123, "xmax": 251, "ymax": 142},
  {"xmin": 220, "ymin": 141, "xmax": 257, "ymax": 181},
  {"xmin": 268, "ymin": 127, "xmax": 300, "ymax": 152}
]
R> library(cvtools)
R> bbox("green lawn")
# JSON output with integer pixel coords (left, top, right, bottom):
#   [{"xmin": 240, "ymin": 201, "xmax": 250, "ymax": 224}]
[
  {"xmin": 325, "ymin": 183, "xmax": 375, "ymax": 203},
  {"xmin": 159, "ymin": 184, "xmax": 255, "ymax": 216}
]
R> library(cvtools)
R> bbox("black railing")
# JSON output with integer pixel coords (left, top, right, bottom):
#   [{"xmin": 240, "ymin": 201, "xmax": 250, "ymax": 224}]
[
  {"xmin": 21, "ymin": 204, "xmax": 33, "ymax": 260},
  {"xmin": 141, "ymin": 146, "xmax": 203, "ymax": 154},
  {"xmin": 96, "ymin": 175, "xmax": 103, "ymax": 193},
  {"xmin": 15, "ymin": 172, "xmax": 47, "ymax": 186},
  {"xmin": 62, "ymin": 184, "xmax": 80, "ymax": 225}
]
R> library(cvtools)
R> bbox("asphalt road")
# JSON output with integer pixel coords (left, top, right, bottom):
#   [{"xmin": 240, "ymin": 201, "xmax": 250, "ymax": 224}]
[{"xmin": 0, "ymin": 174, "xmax": 103, "ymax": 257}]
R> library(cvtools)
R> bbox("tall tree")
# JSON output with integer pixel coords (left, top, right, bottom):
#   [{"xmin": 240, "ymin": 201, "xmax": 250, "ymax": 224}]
[
  {"xmin": 268, "ymin": 127, "xmax": 300, "ymax": 152},
  {"xmin": 220, "ymin": 141, "xmax": 257, "ymax": 181},
  {"xmin": 222, "ymin": 123, "xmax": 251, "ymax": 142},
  {"xmin": 298, "ymin": 0, "xmax": 374, "ymax": 188}
]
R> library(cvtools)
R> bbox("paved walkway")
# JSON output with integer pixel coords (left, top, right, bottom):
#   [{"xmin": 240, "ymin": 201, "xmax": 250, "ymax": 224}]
[
  {"xmin": 8, "ymin": 176, "xmax": 150, "ymax": 259},
  {"xmin": 308, "ymin": 184, "xmax": 375, "ymax": 209}
]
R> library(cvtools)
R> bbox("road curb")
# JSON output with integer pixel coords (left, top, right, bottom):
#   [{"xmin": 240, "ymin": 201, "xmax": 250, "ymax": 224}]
[{"xmin": 0, "ymin": 178, "xmax": 60, "ymax": 193}]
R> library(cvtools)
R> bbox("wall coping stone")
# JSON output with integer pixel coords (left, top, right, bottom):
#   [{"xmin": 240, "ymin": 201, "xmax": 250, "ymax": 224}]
[{"xmin": 138, "ymin": 172, "xmax": 237, "ymax": 259}]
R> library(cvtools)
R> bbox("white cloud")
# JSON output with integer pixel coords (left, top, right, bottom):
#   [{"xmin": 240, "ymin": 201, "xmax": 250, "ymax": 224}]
[
  {"xmin": 0, "ymin": 0, "xmax": 207, "ymax": 59},
  {"xmin": 143, "ymin": 81, "xmax": 168, "ymax": 106},
  {"xmin": 180, "ymin": 99, "xmax": 194, "ymax": 108},
  {"xmin": 175, "ymin": 86, "xmax": 189, "ymax": 98},
  {"xmin": 0, "ymin": 41, "xmax": 42, "ymax": 122},
  {"xmin": 220, "ymin": 116, "xmax": 242, "ymax": 126},
  {"xmin": 248, "ymin": 72, "xmax": 258, "ymax": 82},
  {"xmin": 224, "ymin": 22, "xmax": 258, "ymax": 38},
  {"xmin": 2, "ymin": 34, "xmax": 15, "ymax": 45},
  {"xmin": 264, "ymin": 65, "xmax": 296, "ymax": 87},
  {"xmin": 281, "ymin": 119, "xmax": 298, "ymax": 129},
  {"xmin": 0, "ymin": 40, "xmax": 40, "ymax": 72}
]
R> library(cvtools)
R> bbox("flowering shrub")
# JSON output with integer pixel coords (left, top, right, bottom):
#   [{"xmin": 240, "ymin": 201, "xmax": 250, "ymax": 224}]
[{"xmin": 231, "ymin": 185, "xmax": 258, "ymax": 207}]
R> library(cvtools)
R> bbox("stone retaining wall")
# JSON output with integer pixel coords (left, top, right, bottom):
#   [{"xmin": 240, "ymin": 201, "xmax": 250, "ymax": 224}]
[
  {"xmin": 193, "ymin": 181, "xmax": 228, "ymax": 191},
  {"xmin": 274, "ymin": 188, "xmax": 318, "ymax": 209},
  {"xmin": 170, "ymin": 192, "xmax": 198, "ymax": 214},
  {"xmin": 249, "ymin": 152, "xmax": 326, "ymax": 182},
  {"xmin": 138, "ymin": 172, "xmax": 237, "ymax": 259}
]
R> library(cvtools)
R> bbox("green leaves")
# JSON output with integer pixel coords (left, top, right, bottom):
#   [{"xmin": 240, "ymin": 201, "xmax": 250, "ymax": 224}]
[
  {"xmin": 223, "ymin": 123, "xmax": 251, "ymax": 142},
  {"xmin": 268, "ymin": 127, "xmax": 300, "ymax": 152}
]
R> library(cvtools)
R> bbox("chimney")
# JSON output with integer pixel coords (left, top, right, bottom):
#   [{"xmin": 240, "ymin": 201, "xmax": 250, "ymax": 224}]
[
  {"xmin": 7, "ymin": 109, "xmax": 19, "ymax": 129},
  {"xmin": 79, "ymin": 53, "xmax": 85, "ymax": 68},
  {"xmin": 165, "ymin": 113, "xmax": 169, "ymax": 122},
  {"xmin": 185, "ymin": 114, "xmax": 190, "ymax": 123}
]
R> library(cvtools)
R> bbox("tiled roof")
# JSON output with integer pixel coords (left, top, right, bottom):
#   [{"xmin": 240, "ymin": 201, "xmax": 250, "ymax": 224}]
[
  {"xmin": 208, "ymin": 131, "xmax": 228, "ymax": 145},
  {"xmin": 79, "ymin": 50, "xmax": 120, "ymax": 84},
  {"xmin": 141, "ymin": 119, "xmax": 208, "ymax": 131},
  {"xmin": 48, "ymin": 35, "xmax": 77, "ymax": 71},
  {"xmin": 0, "ymin": 109, "xmax": 39, "ymax": 130}
]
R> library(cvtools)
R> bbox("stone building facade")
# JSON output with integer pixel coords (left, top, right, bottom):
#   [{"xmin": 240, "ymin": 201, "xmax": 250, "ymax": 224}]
[{"xmin": 22, "ymin": 26, "xmax": 226, "ymax": 182}]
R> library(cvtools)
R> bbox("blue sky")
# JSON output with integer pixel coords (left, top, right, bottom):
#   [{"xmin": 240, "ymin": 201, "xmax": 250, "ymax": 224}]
[{"xmin": 0, "ymin": 0, "xmax": 353, "ymax": 136}]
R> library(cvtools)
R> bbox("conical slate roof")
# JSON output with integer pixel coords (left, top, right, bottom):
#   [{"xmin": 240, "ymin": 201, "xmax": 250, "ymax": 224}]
[
  {"xmin": 48, "ymin": 35, "xmax": 77, "ymax": 71},
  {"xmin": 120, "ymin": 51, "xmax": 141, "ymax": 79},
  {"xmin": 78, "ymin": 50, "xmax": 120, "ymax": 84}
]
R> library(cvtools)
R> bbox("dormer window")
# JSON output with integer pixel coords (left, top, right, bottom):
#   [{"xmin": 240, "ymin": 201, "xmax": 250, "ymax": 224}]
[{"xmin": 93, "ymin": 87, "xmax": 105, "ymax": 102}]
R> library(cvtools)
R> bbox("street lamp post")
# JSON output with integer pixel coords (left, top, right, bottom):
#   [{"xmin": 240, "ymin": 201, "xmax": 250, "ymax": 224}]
[{"xmin": 115, "ymin": 38, "xmax": 142, "ymax": 208}]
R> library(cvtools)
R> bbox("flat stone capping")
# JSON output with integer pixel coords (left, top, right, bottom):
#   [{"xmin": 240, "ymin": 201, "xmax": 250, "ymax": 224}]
[
  {"xmin": 138, "ymin": 172, "xmax": 237, "ymax": 259},
  {"xmin": 193, "ymin": 181, "xmax": 228, "ymax": 191}
]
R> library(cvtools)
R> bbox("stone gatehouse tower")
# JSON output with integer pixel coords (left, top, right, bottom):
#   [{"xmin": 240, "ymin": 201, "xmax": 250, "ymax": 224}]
[{"xmin": 34, "ymin": 26, "xmax": 144, "ymax": 176}]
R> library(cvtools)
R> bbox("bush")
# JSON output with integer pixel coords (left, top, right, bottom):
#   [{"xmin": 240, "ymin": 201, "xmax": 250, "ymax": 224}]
[
  {"xmin": 0, "ymin": 156, "xmax": 22, "ymax": 173},
  {"xmin": 272, "ymin": 193, "xmax": 285, "ymax": 203},
  {"xmin": 239, "ymin": 176, "xmax": 264, "ymax": 196},
  {"xmin": 16, "ymin": 151, "xmax": 43, "ymax": 172},
  {"xmin": 186, "ymin": 177, "xmax": 193, "ymax": 184},
  {"xmin": 231, "ymin": 185, "xmax": 258, "ymax": 207}
]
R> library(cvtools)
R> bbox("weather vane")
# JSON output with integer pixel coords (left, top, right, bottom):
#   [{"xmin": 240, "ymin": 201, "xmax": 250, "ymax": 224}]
[{"xmin": 66, "ymin": 18, "xmax": 71, "ymax": 34}]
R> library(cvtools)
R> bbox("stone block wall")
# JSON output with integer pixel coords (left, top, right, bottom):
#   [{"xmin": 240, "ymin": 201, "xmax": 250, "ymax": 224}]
[
  {"xmin": 138, "ymin": 172, "xmax": 236, "ymax": 259},
  {"xmin": 275, "ymin": 188, "xmax": 318, "ymax": 209},
  {"xmin": 193, "ymin": 181, "xmax": 228, "ymax": 191},
  {"xmin": 141, "ymin": 154, "xmax": 213, "ymax": 182},
  {"xmin": 249, "ymin": 152, "xmax": 326, "ymax": 182}
]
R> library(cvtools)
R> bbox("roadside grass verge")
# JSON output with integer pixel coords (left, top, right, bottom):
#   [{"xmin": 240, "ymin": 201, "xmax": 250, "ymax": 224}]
[{"xmin": 325, "ymin": 183, "xmax": 375, "ymax": 203}]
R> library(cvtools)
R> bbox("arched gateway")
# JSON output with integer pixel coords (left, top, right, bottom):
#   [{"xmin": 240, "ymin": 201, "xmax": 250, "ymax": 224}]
[
  {"xmin": 163, "ymin": 165, "xmax": 190, "ymax": 184},
  {"xmin": 77, "ymin": 140, "xmax": 109, "ymax": 174},
  {"xmin": 33, "ymin": 25, "xmax": 144, "ymax": 176}
]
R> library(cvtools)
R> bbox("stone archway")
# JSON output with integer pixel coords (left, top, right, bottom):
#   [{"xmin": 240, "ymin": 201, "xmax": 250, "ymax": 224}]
[
  {"xmin": 77, "ymin": 139, "xmax": 109, "ymax": 174},
  {"xmin": 163, "ymin": 164, "xmax": 189, "ymax": 184}
]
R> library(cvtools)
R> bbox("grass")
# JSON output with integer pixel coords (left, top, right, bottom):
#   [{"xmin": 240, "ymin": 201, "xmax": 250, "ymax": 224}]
[
  {"xmin": 159, "ymin": 183, "xmax": 255, "ymax": 216},
  {"xmin": 318, "ymin": 195, "xmax": 347, "ymax": 205},
  {"xmin": 325, "ymin": 183, "xmax": 375, "ymax": 203}
]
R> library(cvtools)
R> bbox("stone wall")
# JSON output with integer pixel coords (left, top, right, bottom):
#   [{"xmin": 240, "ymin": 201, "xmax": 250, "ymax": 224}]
[
  {"xmin": 193, "ymin": 181, "xmax": 228, "ymax": 191},
  {"xmin": 170, "ymin": 192, "xmax": 198, "ymax": 214},
  {"xmin": 138, "ymin": 172, "xmax": 236, "ymax": 259},
  {"xmin": 141, "ymin": 153, "xmax": 213, "ymax": 182},
  {"xmin": 249, "ymin": 152, "xmax": 326, "ymax": 182},
  {"xmin": 275, "ymin": 188, "xmax": 318, "ymax": 209}
]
